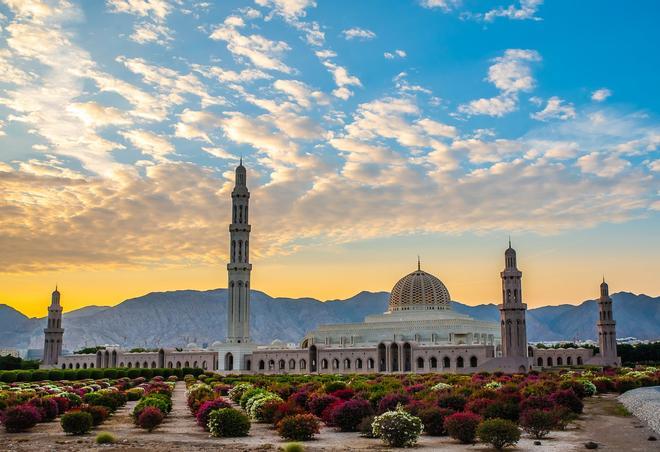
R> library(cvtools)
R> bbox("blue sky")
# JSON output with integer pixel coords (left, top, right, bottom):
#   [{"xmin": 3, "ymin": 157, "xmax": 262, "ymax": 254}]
[{"xmin": 0, "ymin": 0, "xmax": 658, "ymax": 313}]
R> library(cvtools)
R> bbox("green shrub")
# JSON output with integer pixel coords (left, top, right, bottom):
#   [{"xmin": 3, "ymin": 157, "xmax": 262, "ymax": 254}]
[
  {"xmin": 61, "ymin": 411, "xmax": 93, "ymax": 435},
  {"xmin": 371, "ymin": 406, "xmax": 423, "ymax": 447},
  {"xmin": 324, "ymin": 380, "xmax": 347, "ymax": 393},
  {"xmin": 520, "ymin": 409, "xmax": 557, "ymax": 439},
  {"xmin": 228, "ymin": 382, "xmax": 254, "ymax": 403},
  {"xmin": 282, "ymin": 443, "xmax": 305, "ymax": 452},
  {"xmin": 95, "ymin": 432, "xmax": 116, "ymax": 444},
  {"xmin": 103, "ymin": 369, "xmax": 118, "ymax": 379},
  {"xmin": 277, "ymin": 414, "xmax": 320, "ymax": 441},
  {"xmin": 477, "ymin": 418, "xmax": 521, "ymax": 451},
  {"xmin": 80, "ymin": 404, "xmax": 109, "ymax": 426},
  {"xmin": 47, "ymin": 369, "xmax": 63, "ymax": 380},
  {"xmin": 208, "ymin": 408, "xmax": 251, "ymax": 438},
  {"xmin": 31, "ymin": 369, "xmax": 49, "ymax": 381},
  {"xmin": 133, "ymin": 396, "xmax": 170, "ymax": 421}
]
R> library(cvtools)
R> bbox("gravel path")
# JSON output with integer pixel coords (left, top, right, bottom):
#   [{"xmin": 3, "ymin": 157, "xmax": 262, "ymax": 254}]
[{"xmin": 619, "ymin": 386, "xmax": 660, "ymax": 435}]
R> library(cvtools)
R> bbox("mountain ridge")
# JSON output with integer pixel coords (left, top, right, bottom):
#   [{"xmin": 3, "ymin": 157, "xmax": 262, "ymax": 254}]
[{"xmin": 1, "ymin": 290, "xmax": 657, "ymax": 351}]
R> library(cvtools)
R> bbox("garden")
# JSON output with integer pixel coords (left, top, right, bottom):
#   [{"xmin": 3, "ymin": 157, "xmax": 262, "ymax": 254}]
[{"xmin": 0, "ymin": 365, "xmax": 657, "ymax": 450}]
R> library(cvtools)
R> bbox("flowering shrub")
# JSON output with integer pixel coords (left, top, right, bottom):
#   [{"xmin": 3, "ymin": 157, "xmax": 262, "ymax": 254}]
[
  {"xmin": 2, "ymin": 404, "xmax": 42, "ymax": 432},
  {"xmin": 549, "ymin": 389, "xmax": 583, "ymax": 414},
  {"xmin": 483, "ymin": 400, "xmax": 520, "ymax": 421},
  {"xmin": 228, "ymin": 383, "xmax": 254, "ymax": 403},
  {"xmin": 437, "ymin": 394, "xmax": 467, "ymax": 412},
  {"xmin": 330, "ymin": 398, "xmax": 373, "ymax": 432},
  {"xmin": 444, "ymin": 412, "xmax": 482, "ymax": 444},
  {"xmin": 137, "ymin": 406, "xmax": 163, "ymax": 432},
  {"xmin": 249, "ymin": 393, "xmax": 283, "ymax": 421},
  {"xmin": 520, "ymin": 409, "xmax": 557, "ymax": 439},
  {"xmin": 323, "ymin": 380, "xmax": 347, "ymax": 393},
  {"xmin": 431, "ymin": 382, "xmax": 452, "ymax": 392},
  {"xmin": 308, "ymin": 394, "xmax": 339, "ymax": 417},
  {"xmin": 477, "ymin": 418, "xmax": 521, "ymax": 451},
  {"xmin": 126, "ymin": 387, "xmax": 145, "ymax": 401},
  {"xmin": 417, "ymin": 406, "xmax": 454, "ymax": 436},
  {"xmin": 277, "ymin": 413, "xmax": 320, "ymax": 441},
  {"xmin": 61, "ymin": 410, "xmax": 93, "ymax": 435},
  {"xmin": 186, "ymin": 383, "xmax": 214, "ymax": 414},
  {"xmin": 372, "ymin": 405, "xmax": 423, "ymax": 447},
  {"xmin": 377, "ymin": 393, "xmax": 410, "ymax": 414},
  {"xmin": 28, "ymin": 397, "xmax": 59, "ymax": 421},
  {"xmin": 196, "ymin": 398, "xmax": 232, "ymax": 430},
  {"xmin": 45, "ymin": 395, "xmax": 70, "ymax": 414},
  {"xmin": 208, "ymin": 408, "xmax": 251, "ymax": 437},
  {"xmin": 80, "ymin": 404, "xmax": 109, "ymax": 426},
  {"xmin": 133, "ymin": 396, "xmax": 170, "ymax": 421},
  {"xmin": 272, "ymin": 401, "xmax": 305, "ymax": 427}
]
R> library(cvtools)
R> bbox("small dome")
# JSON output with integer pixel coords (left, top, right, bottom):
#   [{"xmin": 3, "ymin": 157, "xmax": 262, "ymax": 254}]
[
  {"xmin": 210, "ymin": 341, "xmax": 223, "ymax": 349},
  {"xmin": 271, "ymin": 339, "xmax": 284, "ymax": 346},
  {"xmin": 186, "ymin": 342, "xmax": 199, "ymax": 349},
  {"xmin": 388, "ymin": 268, "xmax": 451, "ymax": 312}
]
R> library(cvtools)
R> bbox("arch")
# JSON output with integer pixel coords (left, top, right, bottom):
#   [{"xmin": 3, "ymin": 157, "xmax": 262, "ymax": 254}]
[
  {"xmin": 167, "ymin": 361, "xmax": 172, "ymax": 369},
  {"xmin": 151, "ymin": 361, "xmax": 157, "ymax": 368},
  {"xmin": 176, "ymin": 361, "xmax": 181, "ymax": 369},
  {"xmin": 456, "ymin": 356, "xmax": 464, "ymax": 368},
  {"xmin": 332, "ymin": 358, "xmax": 339, "ymax": 370},
  {"xmin": 184, "ymin": 361, "xmax": 190, "ymax": 368},
  {"xmin": 279, "ymin": 359, "xmax": 285, "ymax": 370},
  {"xmin": 557, "ymin": 356, "xmax": 563, "ymax": 366},
  {"xmin": 321, "ymin": 359, "xmax": 328, "ymax": 369},
  {"xmin": 135, "ymin": 362, "xmax": 140, "ymax": 368},
  {"xmin": 378, "ymin": 343, "xmax": 387, "ymax": 372},
  {"xmin": 83, "ymin": 363, "xmax": 87, "ymax": 369},
  {"xmin": 299, "ymin": 359, "xmax": 307, "ymax": 370},
  {"xmin": 547, "ymin": 357, "xmax": 553, "ymax": 367},
  {"xmin": 577, "ymin": 356, "xmax": 583, "ymax": 365},
  {"xmin": 193, "ymin": 361, "xmax": 198, "ymax": 368},
  {"xmin": 112, "ymin": 350, "xmax": 118, "ymax": 368},
  {"xmin": 527, "ymin": 346, "xmax": 534, "ymax": 357},
  {"xmin": 75, "ymin": 363, "xmax": 80, "ymax": 369},
  {"xmin": 367, "ymin": 358, "xmax": 374, "ymax": 369},
  {"xmin": 143, "ymin": 361, "xmax": 148, "ymax": 369},
  {"xmin": 259, "ymin": 360, "xmax": 265, "ymax": 370},
  {"xmin": 567, "ymin": 356, "xmax": 573, "ymax": 365},
  {"xmin": 104, "ymin": 350, "xmax": 110, "ymax": 368},
  {"xmin": 343, "ymin": 358, "xmax": 351, "ymax": 369},
  {"xmin": 309, "ymin": 345, "xmax": 318, "ymax": 372},
  {"xmin": 390, "ymin": 342, "xmax": 399, "ymax": 372},
  {"xmin": 127, "ymin": 362, "xmax": 132, "ymax": 368},
  {"xmin": 90, "ymin": 363, "xmax": 94, "ymax": 368},
  {"xmin": 416, "ymin": 356, "xmax": 424, "ymax": 370},
  {"xmin": 430, "ymin": 356, "xmax": 438, "ymax": 369},
  {"xmin": 537, "ymin": 357, "xmax": 543, "ymax": 366},
  {"xmin": 268, "ymin": 360, "xmax": 275, "ymax": 370},
  {"xmin": 158, "ymin": 349, "xmax": 164, "ymax": 368},
  {"xmin": 470, "ymin": 356, "xmax": 478, "ymax": 368},
  {"xmin": 518, "ymin": 365, "xmax": 526, "ymax": 372},
  {"xmin": 96, "ymin": 351, "xmax": 102, "ymax": 368},
  {"xmin": 61, "ymin": 364, "xmax": 66, "ymax": 369},
  {"xmin": 289, "ymin": 359, "xmax": 296, "ymax": 370},
  {"xmin": 403, "ymin": 342, "xmax": 412, "ymax": 372},
  {"xmin": 356, "ymin": 358, "xmax": 363, "ymax": 369},
  {"xmin": 225, "ymin": 353, "xmax": 234, "ymax": 371},
  {"xmin": 443, "ymin": 356, "xmax": 450, "ymax": 369},
  {"xmin": 119, "ymin": 362, "xmax": 125, "ymax": 368}
]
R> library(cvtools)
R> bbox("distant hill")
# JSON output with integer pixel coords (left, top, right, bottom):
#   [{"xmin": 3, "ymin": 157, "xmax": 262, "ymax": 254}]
[{"xmin": 0, "ymin": 291, "xmax": 657, "ymax": 351}]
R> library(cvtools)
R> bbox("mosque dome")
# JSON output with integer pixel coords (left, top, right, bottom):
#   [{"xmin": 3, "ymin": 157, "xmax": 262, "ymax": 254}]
[
  {"xmin": 186, "ymin": 342, "xmax": 199, "ymax": 350},
  {"xmin": 388, "ymin": 264, "xmax": 451, "ymax": 312},
  {"xmin": 210, "ymin": 341, "xmax": 223, "ymax": 349}
]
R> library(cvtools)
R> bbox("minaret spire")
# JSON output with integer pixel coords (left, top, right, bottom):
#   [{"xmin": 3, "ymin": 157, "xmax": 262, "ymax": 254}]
[{"xmin": 417, "ymin": 255, "xmax": 421, "ymax": 271}]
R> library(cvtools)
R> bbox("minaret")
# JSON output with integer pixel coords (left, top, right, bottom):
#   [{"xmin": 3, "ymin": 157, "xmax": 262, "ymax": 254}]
[
  {"xmin": 498, "ymin": 239, "xmax": 528, "ymax": 359},
  {"xmin": 226, "ymin": 160, "xmax": 251, "ymax": 344},
  {"xmin": 42, "ymin": 286, "xmax": 64, "ymax": 366},
  {"xmin": 597, "ymin": 278, "xmax": 618, "ymax": 366}
]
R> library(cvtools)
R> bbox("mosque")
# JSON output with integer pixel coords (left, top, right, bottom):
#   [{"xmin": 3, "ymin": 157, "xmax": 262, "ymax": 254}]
[{"xmin": 45, "ymin": 162, "xmax": 620, "ymax": 373}]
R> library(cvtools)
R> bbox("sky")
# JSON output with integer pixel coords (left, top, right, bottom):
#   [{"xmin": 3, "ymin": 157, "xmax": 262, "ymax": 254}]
[{"xmin": 0, "ymin": 0, "xmax": 658, "ymax": 318}]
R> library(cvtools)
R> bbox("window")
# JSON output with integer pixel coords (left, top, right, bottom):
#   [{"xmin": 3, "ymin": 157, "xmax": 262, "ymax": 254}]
[
  {"xmin": 456, "ymin": 356, "xmax": 464, "ymax": 368},
  {"xmin": 259, "ymin": 360, "xmax": 265, "ymax": 370},
  {"xmin": 470, "ymin": 356, "xmax": 478, "ymax": 367},
  {"xmin": 289, "ymin": 359, "xmax": 295, "ymax": 370},
  {"xmin": 279, "ymin": 359, "xmax": 285, "ymax": 370},
  {"xmin": 356, "ymin": 358, "xmax": 363, "ymax": 369},
  {"xmin": 443, "ymin": 357, "xmax": 450, "ymax": 368},
  {"xmin": 417, "ymin": 357, "xmax": 424, "ymax": 369},
  {"xmin": 321, "ymin": 359, "xmax": 328, "ymax": 369}
]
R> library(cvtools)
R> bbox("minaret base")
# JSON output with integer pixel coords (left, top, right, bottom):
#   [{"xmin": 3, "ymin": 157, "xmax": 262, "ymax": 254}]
[{"xmin": 215, "ymin": 343, "xmax": 258, "ymax": 372}]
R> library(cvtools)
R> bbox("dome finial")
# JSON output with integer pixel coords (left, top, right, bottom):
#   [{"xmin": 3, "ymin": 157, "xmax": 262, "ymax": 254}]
[
  {"xmin": 417, "ymin": 255, "xmax": 421, "ymax": 271},
  {"xmin": 508, "ymin": 235, "xmax": 511, "ymax": 249}
]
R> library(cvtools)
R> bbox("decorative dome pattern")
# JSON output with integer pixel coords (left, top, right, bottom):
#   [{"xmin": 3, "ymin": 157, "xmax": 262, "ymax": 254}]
[{"xmin": 388, "ymin": 269, "xmax": 451, "ymax": 312}]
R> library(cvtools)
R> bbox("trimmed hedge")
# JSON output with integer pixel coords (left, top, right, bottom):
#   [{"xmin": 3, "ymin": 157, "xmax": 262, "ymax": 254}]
[{"xmin": 0, "ymin": 367, "xmax": 203, "ymax": 383}]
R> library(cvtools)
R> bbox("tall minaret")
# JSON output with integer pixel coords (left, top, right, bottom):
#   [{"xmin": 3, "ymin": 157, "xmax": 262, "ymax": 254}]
[
  {"xmin": 226, "ymin": 160, "xmax": 251, "ymax": 344},
  {"xmin": 597, "ymin": 278, "xmax": 618, "ymax": 366},
  {"xmin": 42, "ymin": 287, "xmax": 64, "ymax": 366},
  {"xmin": 499, "ymin": 240, "xmax": 528, "ymax": 359}
]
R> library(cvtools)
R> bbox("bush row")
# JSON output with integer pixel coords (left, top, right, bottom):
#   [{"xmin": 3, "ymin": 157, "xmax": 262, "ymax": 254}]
[{"xmin": 0, "ymin": 367, "xmax": 203, "ymax": 383}]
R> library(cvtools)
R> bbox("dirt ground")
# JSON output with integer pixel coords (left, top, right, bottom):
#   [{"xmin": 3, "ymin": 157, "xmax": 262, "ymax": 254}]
[{"xmin": 1, "ymin": 382, "xmax": 658, "ymax": 451}]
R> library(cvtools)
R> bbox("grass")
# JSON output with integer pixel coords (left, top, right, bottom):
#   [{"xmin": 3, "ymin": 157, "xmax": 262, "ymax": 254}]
[
  {"xmin": 606, "ymin": 403, "xmax": 632, "ymax": 417},
  {"xmin": 95, "ymin": 431, "xmax": 116, "ymax": 444}
]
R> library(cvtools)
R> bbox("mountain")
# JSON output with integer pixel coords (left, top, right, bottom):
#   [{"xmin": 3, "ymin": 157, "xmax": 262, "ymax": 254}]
[{"xmin": 1, "ymin": 291, "xmax": 658, "ymax": 351}]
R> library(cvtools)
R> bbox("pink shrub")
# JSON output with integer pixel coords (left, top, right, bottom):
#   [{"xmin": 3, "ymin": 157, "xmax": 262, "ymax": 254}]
[
  {"xmin": 196, "ymin": 398, "xmax": 232, "ymax": 430},
  {"xmin": 330, "ymin": 399, "xmax": 373, "ymax": 432},
  {"xmin": 28, "ymin": 397, "xmax": 59, "ymax": 421},
  {"xmin": 331, "ymin": 389, "xmax": 355, "ymax": 400},
  {"xmin": 137, "ymin": 406, "xmax": 163, "ymax": 432},
  {"xmin": 444, "ymin": 412, "xmax": 481, "ymax": 444},
  {"xmin": 2, "ymin": 404, "xmax": 42, "ymax": 432},
  {"xmin": 377, "ymin": 393, "xmax": 410, "ymax": 414},
  {"xmin": 308, "ymin": 394, "xmax": 340, "ymax": 417}
]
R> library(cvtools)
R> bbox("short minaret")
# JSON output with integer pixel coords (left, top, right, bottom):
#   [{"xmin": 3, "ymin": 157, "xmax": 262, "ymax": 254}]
[
  {"xmin": 226, "ymin": 160, "xmax": 251, "ymax": 344},
  {"xmin": 498, "ymin": 240, "xmax": 528, "ymax": 359},
  {"xmin": 42, "ymin": 287, "xmax": 64, "ymax": 366},
  {"xmin": 597, "ymin": 278, "xmax": 619, "ymax": 366}
]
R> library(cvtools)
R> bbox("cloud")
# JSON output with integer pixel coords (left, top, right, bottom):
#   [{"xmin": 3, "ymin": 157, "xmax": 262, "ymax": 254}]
[
  {"xmin": 66, "ymin": 102, "xmax": 130, "ymax": 128},
  {"xmin": 273, "ymin": 79, "xmax": 328, "ymax": 108},
  {"xmin": 384, "ymin": 49, "xmax": 407, "ymax": 59},
  {"xmin": 342, "ymin": 27, "xmax": 376, "ymax": 40},
  {"xmin": 201, "ymin": 147, "xmax": 239, "ymax": 160},
  {"xmin": 531, "ymin": 96, "xmax": 576, "ymax": 121},
  {"xmin": 591, "ymin": 88, "xmax": 612, "ymax": 102},
  {"xmin": 483, "ymin": 0, "xmax": 543, "ymax": 21},
  {"xmin": 106, "ymin": 0, "xmax": 174, "ymax": 46},
  {"xmin": 173, "ymin": 109, "xmax": 221, "ymax": 142},
  {"xmin": 458, "ymin": 49, "xmax": 541, "ymax": 117},
  {"xmin": 419, "ymin": 0, "xmax": 461, "ymax": 12},
  {"xmin": 576, "ymin": 152, "xmax": 631, "ymax": 178},
  {"xmin": 130, "ymin": 21, "xmax": 173, "ymax": 44},
  {"xmin": 255, "ymin": 0, "xmax": 317, "ymax": 20},
  {"xmin": 119, "ymin": 129, "xmax": 175, "ymax": 161},
  {"xmin": 210, "ymin": 15, "xmax": 292, "ymax": 73}
]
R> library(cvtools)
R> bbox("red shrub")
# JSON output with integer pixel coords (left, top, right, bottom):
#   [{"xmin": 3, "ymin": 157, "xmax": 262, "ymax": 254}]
[
  {"xmin": 444, "ymin": 412, "xmax": 481, "ymax": 444},
  {"xmin": 196, "ymin": 399, "xmax": 231, "ymax": 430},
  {"xmin": 321, "ymin": 400, "xmax": 345, "ymax": 425},
  {"xmin": 331, "ymin": 389, "xmax": 355, "ymax": 400},
  {"xmin": 2, "ymin": 404, "xmax": 42, "ymax": 432},
  {"xmin": 137, "ymin": 406, "xmax": 163, "ymax": 432},
  {"xmin": 308, "ymin": 394, "xmax": 339, "ymax": 417},
  {"xmin": 377, "ymin": 393, "xmax": 410, "ymax": 414},
  {"xmin": 437, "ymin": 394, "xmax": 467, "ymax": 412},
  {"xmin": 465, "ymin": 397, "xmax": 495, "ymax": 416},
  {"xmin": 48, "ymin": 396, "xmax": 70, "ymax": 415},
  {"xmin": 80, "ymin": 404, "xmax": 109, "ymax": 426},
  {"xmin": 330, "ymin": 399, "xmax": 373, "ymax": 432},
  {"xmin": 519, "ymin": 395, "xmax": 554, "ymax": 412},
  {"xmin": 288, "ymin": 390, "xmax": 309, "ymax": 408},
  {"xmin": 549, "ymin": 389, "xmax": 583, "ymax": 414},
  {"xmin": 277, "ymin": 414, "xmax": 320, "ymax": 441},
  {"xmin": 28, "ymin": 397, "xmax": 59, "ymax": 421},
  {"xmin": 272, "ymin": 401, "xmax": 305, "ymax": 427},
  {"xmin": 418, "ymin": 406, "xmax": 454, "ymax": 436}
]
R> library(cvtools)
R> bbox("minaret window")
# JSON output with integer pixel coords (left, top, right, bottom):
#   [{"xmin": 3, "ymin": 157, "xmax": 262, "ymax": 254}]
[
  {"xmin": 245, "ymin": 206, "xmax": 248, "ymax": 223},
  {"xmin": 245, "ymin": 241, "xmax": 249, "ymax": 262},
  {"xmin": 233, "ymin": 205, "xmax": 236, "ymax": 223},
  {"xmin": 239, "ymin": 205, "xmax": 243, "ymax": 223},
  {"xmin": 231, "ymin": 241, "xmax": 236, "ymax": 262},
  {"xmin": 238, "ymin": 240, "xmax": 243, "ymax": 262}
]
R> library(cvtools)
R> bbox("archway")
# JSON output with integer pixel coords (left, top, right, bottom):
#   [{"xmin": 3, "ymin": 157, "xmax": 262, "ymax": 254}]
[
  {"xmin": 332, "ymin": 358, "xmax": 339, "ymax": 370},
  {"xmin": 343, "ymin": 358, "xmax": 350, "ymax": 369},
  {"xmin": 567, "ymin": 356, "xmax": 573, "ymax": 365},
  {"xmin": 577, "ymin": 356, "xmax": 583, "ymax": 365},
  {"xmin": 321, "ymin": 359, "xmax": 328, "ymax": 369},
  {"xmin": 416, "ymin": 356, "xmax": 424, "ymax": 370},
  {"xmin": 378, "ymin": 343, "xmax": 387, "ymax": 372},
  {"xmin": 299, "ymin": 359, "xmax": 306, "ymax": 370},
  {"xmin": 443, "ymin": 356, "xmax": 450, "ymax": 368},
  {"xmin": 403, "ymin": 342, "xmax": 412, "ymax": 372},
  {"xmin": 112, "ymin": 350, "xmax": 118, "ymax": 367},
  {"xmin": 430, "ymin": 356, "xmax": 438, "ymax": 369},
  {"xmin": 390, "ymin": 343, "xmax": 399, "ymax": 372},
  {"xmin": 547, "ymin": 357, "xmax": 553, "ymax": 367},
  {"xmin": 367, "ymin": 358, "xmax": 374, "ymax": 370},
  {"xmin": 158, "ymin": 349, "xmax": 165, "ymax": 368},
  {"xmin": 557, "ymin": 356, "xmax": 563, "ymax": 366},
  {"xmin": 470, "ymin": 356, "xmax": 478, "ymax": 367},
  {"xmin": 151, "ymin": 361, "xmax": 156, "ymax": 368},
  {"xmin": 279, "ymin": 359, "xmax": 285, "ymax": 370},
  {"xmin": 456, "ymin": 356, "xmax": 464, "ymax": 368},
  {"xmin": 309, "ymin": 345, "xmax": 318, "ymax": 372},
  {"xmin": 225, "ymin": 353, "xmax": 234, "ymax": 371},
  {"xmin": 537, "ymin": 357, "xmax": 543, "ymax": 366},
  {"xmin": 356, "ymin": 358, "xmax": 363, "ymax": 369},
  {"xmin": 259, "ymin": 360, "xmax": 265, "ymax": 370},
  {"xmin": 289, "ymin": 359, "xmax": 296, "ymax": 370}
]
